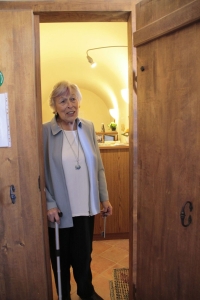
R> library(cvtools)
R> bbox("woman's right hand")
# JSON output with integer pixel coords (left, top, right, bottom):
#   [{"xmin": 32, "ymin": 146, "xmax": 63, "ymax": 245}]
[{"xmin": 47, "ymin": 207, "xmax": 61, "ymax": 224}]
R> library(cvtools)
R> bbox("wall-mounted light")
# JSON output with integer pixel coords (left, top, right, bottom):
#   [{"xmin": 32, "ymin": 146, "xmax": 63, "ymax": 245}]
[
  {"xmin": 121, "ymin": 88, "xmax": 129, "ymax": 103},
  {"xmin": 86, "ymin": 46, "xmax": 127, "ymax": 68},
  {"xmin": 109, "ymin": 108, "xmax": 117, "ymax": 121},
  {"xmin": 86, "ymin": 55, "xmax": 97, "ymax": 68}
]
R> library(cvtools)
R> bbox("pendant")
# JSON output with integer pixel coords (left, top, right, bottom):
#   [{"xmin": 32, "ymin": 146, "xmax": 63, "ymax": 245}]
[{"xmin": 75, "ymin": 165, "xmax": 81, "ymax": 170}]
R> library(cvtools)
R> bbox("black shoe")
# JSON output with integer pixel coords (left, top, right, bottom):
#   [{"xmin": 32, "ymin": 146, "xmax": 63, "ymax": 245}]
[{"xmin": 81, "ymin": 291, "xmax": 104, "ymax": 300}]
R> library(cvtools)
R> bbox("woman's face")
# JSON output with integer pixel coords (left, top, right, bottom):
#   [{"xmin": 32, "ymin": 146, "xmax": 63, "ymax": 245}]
[{"xmin": 54, "ymin": 90, "xmax": 79, "ymax": 125}]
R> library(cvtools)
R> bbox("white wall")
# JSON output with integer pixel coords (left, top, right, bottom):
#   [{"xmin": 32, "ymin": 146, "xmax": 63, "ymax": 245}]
[{"xmin": 78, "ymin": 89, "xmax": 112, "ymax": 132}]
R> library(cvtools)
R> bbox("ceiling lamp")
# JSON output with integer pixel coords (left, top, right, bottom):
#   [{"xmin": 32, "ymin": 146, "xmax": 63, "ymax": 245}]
[{"xmin": 86, "ymin": 46, "xmax": 127, "ymax": 68}]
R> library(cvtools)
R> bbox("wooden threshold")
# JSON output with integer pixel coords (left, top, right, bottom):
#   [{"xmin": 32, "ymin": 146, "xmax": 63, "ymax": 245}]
[{"xmin": 93, "ymin": 232, "xmax": 129, "ymax": 241}]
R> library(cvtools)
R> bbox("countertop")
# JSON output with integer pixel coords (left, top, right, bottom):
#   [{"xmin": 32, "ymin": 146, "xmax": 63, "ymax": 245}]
[{"xmin": 98, "ymin": 143, "xmax": 129, "ymax": 149}]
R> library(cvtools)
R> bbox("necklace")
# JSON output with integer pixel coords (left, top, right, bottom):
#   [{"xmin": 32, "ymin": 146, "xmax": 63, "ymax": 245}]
[{"xmin": 61, "ymin": 126, "xmax": 81, "ymax": 170}]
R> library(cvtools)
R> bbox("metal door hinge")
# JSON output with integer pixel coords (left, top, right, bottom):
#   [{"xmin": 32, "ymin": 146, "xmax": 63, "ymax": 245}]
[
  {"xmin": 38, "ymin": 176, "xmax": 41, "ymax": 191},
  {"xmin": 10, "ymin": 185, "xmax": 16, "ymax": 204}
]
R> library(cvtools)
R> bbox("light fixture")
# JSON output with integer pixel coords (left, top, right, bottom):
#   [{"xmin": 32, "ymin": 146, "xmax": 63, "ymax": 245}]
[
  {"xmin": 86, "ymin": 55, "xmax": 97, "ymax": 68},
  {"xmin": 109, "ymin": 108, "xmax": 117, "ymax": 120},
  {"xmin": 121, "ymin": 88, "xmax": 129, "ymax": 103},
  {"xmin": 86, "ymin": 46, "xmax": 127, "ymax": 68}
]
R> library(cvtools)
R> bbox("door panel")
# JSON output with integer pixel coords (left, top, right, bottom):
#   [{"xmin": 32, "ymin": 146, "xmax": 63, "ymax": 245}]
[
  {"xmin": 0, "ymin": 10, "xmax": 51, "ymax": 300},
  {"xmin": 134, "ymin": 1, "xmax": 200, "ymax": 299}
]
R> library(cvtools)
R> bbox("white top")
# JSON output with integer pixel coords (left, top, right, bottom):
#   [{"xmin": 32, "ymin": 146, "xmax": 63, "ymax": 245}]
[{"xmin": 62, "ymin": 130, "xmax": 90, "ymax": 216}]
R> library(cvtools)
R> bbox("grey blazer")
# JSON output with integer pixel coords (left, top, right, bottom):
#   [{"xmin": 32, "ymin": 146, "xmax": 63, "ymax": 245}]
[{"xmin": 43, "ymin": 116, "xmax": 109, "ymax": 228}]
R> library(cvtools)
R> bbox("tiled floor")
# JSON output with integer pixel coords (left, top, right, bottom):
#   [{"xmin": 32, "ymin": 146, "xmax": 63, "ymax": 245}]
[{"xmin": 52, "ymin": 239, "xmax": 129, "ymax": 300}]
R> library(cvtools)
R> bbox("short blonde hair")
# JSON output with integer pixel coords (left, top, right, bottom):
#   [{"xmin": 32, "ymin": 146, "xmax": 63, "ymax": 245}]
[{"xmin": 49, "ymin": 81, "xmax": 82, "ymax": 111}]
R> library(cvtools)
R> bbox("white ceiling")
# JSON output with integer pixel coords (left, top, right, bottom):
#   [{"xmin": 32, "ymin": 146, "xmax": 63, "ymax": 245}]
[{"xmin": 40, "ymin": 22, "xmax": 128, "ymax": 110}]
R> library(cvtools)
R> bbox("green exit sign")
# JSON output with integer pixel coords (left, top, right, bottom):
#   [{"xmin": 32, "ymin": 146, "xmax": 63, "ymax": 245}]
[{"xmin": 0, "ymin": 71, "xmax": 4, "ymax": 86}]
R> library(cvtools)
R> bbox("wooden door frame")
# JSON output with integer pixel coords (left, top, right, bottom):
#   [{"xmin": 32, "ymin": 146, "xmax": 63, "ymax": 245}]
[
  {"xmin": 34, "ymin": 11, "xmax": 135, "ymax": 300},
  {"xmin": 34, "ymin": 15, "xmax": 53, "ymax": 300}
]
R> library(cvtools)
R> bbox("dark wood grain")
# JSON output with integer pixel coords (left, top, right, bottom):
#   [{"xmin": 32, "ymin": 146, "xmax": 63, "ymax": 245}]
[
  {"xmin": 0, "ymin": 10, "xmax": 51, "ymax": 300},
  {"xmin": 135, "ymin": 0, "xmax": 195, "ymax": 30},
  {"xmin": 134, "ymin": 0, "xmax": 200, "ymax": 46},
  {"xmin": 0, "ymin": 0, "xmax": 134, "ymax": 13},
  {"xmin": 34, "ymin": 15, "xmax": 53, "ymax": 300},
  {"xmin": 136, "ymin": 1, "xmax": 200, "ymax": 298},
  {"xmin": 39, "ymin": 11, "xmax": 130, "ymax": 23}
]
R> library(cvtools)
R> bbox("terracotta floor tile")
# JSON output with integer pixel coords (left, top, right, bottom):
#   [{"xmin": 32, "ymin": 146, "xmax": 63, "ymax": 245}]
[
  {"xmin": 100, "ymin": 245, "xmax": 128, "ymax": 263},
  {"xmin": 91, "ymin": 255, "xmax": 116, "ymax": 274},
  {"xmin": 52, "ymin": 239, "xmax": 129, "ymax": 300},
  {"xmin": 92, "ymin": 274, "xmax": 112, "ymax": 300},
  {"xmin": 118, "ymin": 255, "xmax": 129, "ymax": 268},
  {"xmin": 92, "ymin": 241, "xmax": 113, "ymax": 256},
  {"xmin": 68, "ymin": 275, "xmax": 111, "ymax": 300},
  {"xmin": 102, "ymin": 239, "xmax": 121, "ymax": 246},
  {"xmin": 70, "ymin": 272, "xmax": 77, "ymax": 294},
  {"xmin": 101, "ymin": 263, "xmax": 126, "ymax": 280},
  {"xmin": 114, "ymin": 239, "xmax": 129, "ymax": 251},
  {"xmin": 91, "ymin": 269, "xmax": 100, "ymax": 279},
  {"xmin": 71, "ymin": 292, "xmax": 80, "ymax": 300}
]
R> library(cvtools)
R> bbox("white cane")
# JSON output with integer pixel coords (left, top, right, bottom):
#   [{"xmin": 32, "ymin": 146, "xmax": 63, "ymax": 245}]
[{"xmin": 55, "ymin": 212, "xmax": 63, "ymax": 300}]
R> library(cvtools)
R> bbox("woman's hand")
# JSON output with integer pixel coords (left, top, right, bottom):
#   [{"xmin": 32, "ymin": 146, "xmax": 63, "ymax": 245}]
[
  {"xmin": 47, "ymin": 207, "xmax": 61, "ymax": 224},
  {"xmin": 101, "ymin": 200, "xmax": 113, "ymax": 217}
]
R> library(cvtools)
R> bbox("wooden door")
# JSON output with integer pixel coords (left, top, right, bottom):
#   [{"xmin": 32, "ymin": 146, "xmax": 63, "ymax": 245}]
[
  {"xmin": 134, "ymin": 1, "xmax": 200, "ymax": 299},
  {"xmin": 0, "ymin": 10, "xmax": 52, "ymax": 300}
]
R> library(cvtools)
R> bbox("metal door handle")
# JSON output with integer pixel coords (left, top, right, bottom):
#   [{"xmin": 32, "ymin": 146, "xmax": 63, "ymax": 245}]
[
  {"xmin": 10, "ymin": 185, "xmax": 16, "ymax": 204},
  {"xmin": 180, "ymin": 201, "xmax": 193, "ymax": 227}
]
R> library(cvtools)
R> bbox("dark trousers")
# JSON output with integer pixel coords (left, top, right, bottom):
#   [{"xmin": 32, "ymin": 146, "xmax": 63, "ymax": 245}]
[{"xmin": 48, "ymin": 216, "xmax": 95, "ymax": 299}]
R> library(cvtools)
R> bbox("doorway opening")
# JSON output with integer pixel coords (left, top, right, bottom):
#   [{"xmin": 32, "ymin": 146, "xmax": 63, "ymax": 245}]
[{"xmin": 37, "ymin": 11, "xmax": 135, "ymax": 300}]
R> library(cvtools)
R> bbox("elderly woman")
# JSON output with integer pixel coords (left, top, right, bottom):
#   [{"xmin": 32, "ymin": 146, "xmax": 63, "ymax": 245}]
[{"xmin": 43, "ymin": 81, "xmax": 112, "ymax": 300}]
